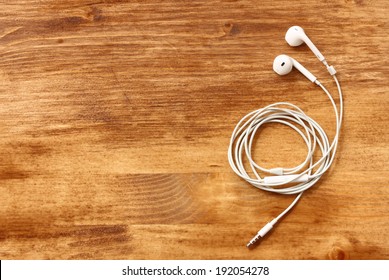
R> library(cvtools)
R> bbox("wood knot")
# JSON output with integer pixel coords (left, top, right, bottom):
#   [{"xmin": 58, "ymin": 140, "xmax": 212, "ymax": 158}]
[
  {"xmin": 223, "ymin": 22, "xmax": 240, "ymax": 36},
  {"xmin": 328, "ymin": 246, "xmax": 349, "ymax": 260},
  {"xmin": 87, "ymin": 6, "xmax": 104, "ymax": 22}
]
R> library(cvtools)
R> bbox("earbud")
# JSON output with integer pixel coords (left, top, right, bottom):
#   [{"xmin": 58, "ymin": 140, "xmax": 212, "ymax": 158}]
[
  {"xmin": 285, "ymin": 26, "xmax": 325, "ymax": 63},
  {"xmin": 273, "ymin": 54, "xmax": 317, "ymax": 83}
]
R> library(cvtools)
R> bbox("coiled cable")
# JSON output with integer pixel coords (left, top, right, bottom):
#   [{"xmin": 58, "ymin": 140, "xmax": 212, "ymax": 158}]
[{"xmin": 228, "ymin": 74, "xmax": 343, "ymax": 247}]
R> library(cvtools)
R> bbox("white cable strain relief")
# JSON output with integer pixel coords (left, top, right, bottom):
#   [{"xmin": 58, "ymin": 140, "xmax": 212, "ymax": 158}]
[
  {"xmin": 327, "ymin": 65, "xmax": 337, "ymax": 76},
  {"xmin": 258, "ymin": 221, "xmax": 274, "ymax": 237},
  {"xmin": 315, "ymin": 79, "xmax": 321, "ymax": 86},
  {"xmin": 269, "ymin": 218, "xmax": 278, "ymax": 227}
]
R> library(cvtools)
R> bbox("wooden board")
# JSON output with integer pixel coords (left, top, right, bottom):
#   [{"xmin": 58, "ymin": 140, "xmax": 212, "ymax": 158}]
[{"xmin": 0, "ymin": 0, "xmax": 388, "ymax": 259}]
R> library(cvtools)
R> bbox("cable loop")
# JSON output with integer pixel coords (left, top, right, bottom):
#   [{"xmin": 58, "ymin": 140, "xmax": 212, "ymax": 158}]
[{"xmin": 228, "ymin": 76, "xmax": 343, "ymax": 221}]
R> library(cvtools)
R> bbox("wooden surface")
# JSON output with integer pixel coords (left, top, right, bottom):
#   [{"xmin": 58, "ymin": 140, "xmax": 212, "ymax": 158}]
[{"xmin": 0, "ymin": 0, "xmax": 388, "ymax": 260}]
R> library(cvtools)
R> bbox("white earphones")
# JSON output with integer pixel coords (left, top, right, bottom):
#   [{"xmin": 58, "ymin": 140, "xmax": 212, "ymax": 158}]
[
  {"xmin": 228, "ymin": 26, "xmax": 343, "ymax": 248},
  {"xmin": 285, "ymin": 26, "xmax": 325, "ymax": 63},
  {"xmin": 273, "ymin": 54, "xmax": 317, "ymax": 83}
]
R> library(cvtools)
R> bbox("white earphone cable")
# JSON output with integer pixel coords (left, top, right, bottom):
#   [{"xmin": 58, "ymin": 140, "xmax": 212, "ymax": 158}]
[{"xmin": 228, "ymin": 72, "xmax": 343, "ymax": 247}]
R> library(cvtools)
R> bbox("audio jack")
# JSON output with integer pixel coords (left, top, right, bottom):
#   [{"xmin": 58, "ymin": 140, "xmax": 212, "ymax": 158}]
[
  {"xmin": 246, "ymin": 234, "xmax": 262, "ymax": 248},
  {"xmin": 247, "ymin": 220, "xmax": 277, "ymax": 248},
  {"xmin": 246, "ymin": 193, "xmax": 303, "ymax": 248}
]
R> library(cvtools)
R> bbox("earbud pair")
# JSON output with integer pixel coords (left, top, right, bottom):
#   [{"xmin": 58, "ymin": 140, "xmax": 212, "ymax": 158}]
[{"xmin": 273, "ymin": 26, "xmax": 330, "ymax": 84}]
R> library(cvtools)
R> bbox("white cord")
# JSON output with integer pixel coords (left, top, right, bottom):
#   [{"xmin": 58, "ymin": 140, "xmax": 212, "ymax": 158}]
[{"xmin": 228, "ymin": 69, "xmax": 343, "ymax": 247}]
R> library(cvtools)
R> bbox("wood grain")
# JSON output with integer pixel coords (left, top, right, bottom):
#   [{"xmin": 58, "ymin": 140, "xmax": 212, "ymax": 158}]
[{"xmin": 0, "ymin": 0, "xmax": 388, "ymax": 259}]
